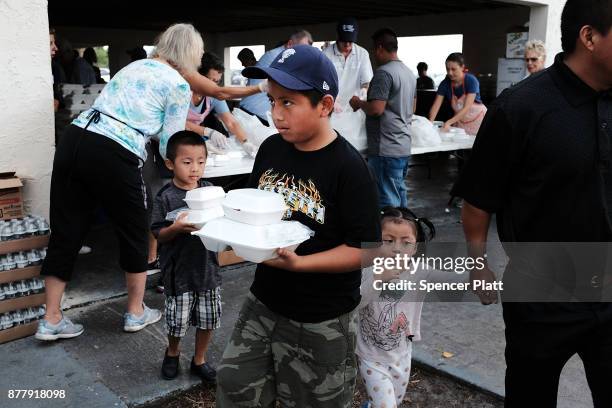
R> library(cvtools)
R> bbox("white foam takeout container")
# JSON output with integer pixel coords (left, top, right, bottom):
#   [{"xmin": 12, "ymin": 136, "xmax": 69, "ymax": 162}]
[
  {"xmin": 451, "ymin": 133, "xmax": 475, "ymax": 142},
  {"xmin": 184, "ymin": 186, "xmax": 226, "ymax": 209},
  {"xmin": 222, "ymin": 188, "xmax": 287, "ymax": 226},
  {"xmin": 192, "ymin": 218, "xmax": 313, "ymax": 263},
  {"xmin": 165, "ymin": 207, "xmax": 224, "ymax": 229},
  {"xmin": 439, "ymin": 126, "xmax": 467, "ymax": 142},
  {"xmin": 439, "ymin": 132, "xmax": 454, "ymax": 142}
]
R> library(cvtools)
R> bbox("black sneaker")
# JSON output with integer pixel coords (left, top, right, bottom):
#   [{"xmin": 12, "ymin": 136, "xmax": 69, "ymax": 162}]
[
  {"xmin": 190, "ymin": 359, "xmax": 216, "ymax": 383},
  {"xmin": 161, "ymin": 349, "xmax": 180, "ymax": 380},
  {"xmin": 146, "ymin": 259, "xmax": 160, "ymax": 275}
]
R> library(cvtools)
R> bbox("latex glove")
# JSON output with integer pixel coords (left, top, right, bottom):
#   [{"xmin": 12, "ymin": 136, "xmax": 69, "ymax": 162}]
[
  {"xmin": 209, "ymin": 129, "xmax": 230, "ymax": 150},
  {"xmin": 257, "ymin": 79, "xmax": 269, "ymax": 93},
  {"xmin": 241, "ymin": 141, "xmax": 258, "ymax": 158},
  {"xmin": 206, "ymin": 141, "xmax": 225, "ymax": 155}
]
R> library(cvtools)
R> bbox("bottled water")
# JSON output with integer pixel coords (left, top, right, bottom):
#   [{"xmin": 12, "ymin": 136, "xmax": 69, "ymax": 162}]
[
  {"xmin": 0, "ymin": 313, "xmax": 13, "ymax": 330},
  {"xmin": 15, "ymin": 252, "xmax": 28, "ymax": 269}
]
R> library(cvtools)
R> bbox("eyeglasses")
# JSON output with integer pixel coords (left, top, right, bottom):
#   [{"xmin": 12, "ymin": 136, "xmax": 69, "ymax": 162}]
[{"xmin": 524, "ymin": 57, "xmax": 540, "ymax": 63}]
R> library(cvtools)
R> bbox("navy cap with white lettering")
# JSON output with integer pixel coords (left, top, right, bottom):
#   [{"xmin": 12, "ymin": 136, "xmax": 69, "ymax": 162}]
[
  {"xmin": 337, "ymin": 17, "xmax": 358, "ymax": 42},
  {"xmin": 242, "ymin": 44, "xmax": 339, "ymax": 99}
]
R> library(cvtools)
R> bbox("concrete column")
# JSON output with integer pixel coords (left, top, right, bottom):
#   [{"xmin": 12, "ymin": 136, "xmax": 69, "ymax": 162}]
[
  {"xmin": 528, "ymin": 1, "xmax": 565, "ymax": 67},
  {"xmin": 500, "ymin": 0, "xmax": 566, "ymax": 68},
  {"xmin": 0, "ymin": 0, "xmax": 54, "ymax": 218}
]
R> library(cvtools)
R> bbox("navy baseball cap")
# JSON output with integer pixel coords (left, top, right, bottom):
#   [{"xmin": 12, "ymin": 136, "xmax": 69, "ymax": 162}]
[
  {"xmin": 337, "ymin": 17, "xmax": 358, "ymax": 43},
  {"xmin": 242, "ymin": 44, "xmax": 339, "ymax": 99}
]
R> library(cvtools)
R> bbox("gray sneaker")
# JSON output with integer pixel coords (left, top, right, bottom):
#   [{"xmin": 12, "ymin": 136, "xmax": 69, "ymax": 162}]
[
  {"xmin": 35, "ymin": 315, "xmax": 84, "ymax": 341},
  {"xmin": 123, "ymin": 303, "xmax": 162, "ymax": 332}
]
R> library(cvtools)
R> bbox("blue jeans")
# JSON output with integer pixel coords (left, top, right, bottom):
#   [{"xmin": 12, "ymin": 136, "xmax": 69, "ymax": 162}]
[{"xmin": 367, "ymin": 155, "xmax": 409, "ymax": 208}]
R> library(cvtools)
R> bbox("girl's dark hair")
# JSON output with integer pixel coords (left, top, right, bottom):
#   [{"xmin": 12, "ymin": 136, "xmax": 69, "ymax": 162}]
[
  {"xmin": 380, "ymin": 206, "xmax": 436, "ymax": 243},
  {"xmin": 445, "ymin": 52, "xmax": 465, "ymax": 67}
]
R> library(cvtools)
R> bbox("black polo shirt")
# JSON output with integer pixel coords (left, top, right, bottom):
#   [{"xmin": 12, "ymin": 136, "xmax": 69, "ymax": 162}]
[{"xmin": 452, "ymin": 53, "xmax": 612, "ymax": 243}]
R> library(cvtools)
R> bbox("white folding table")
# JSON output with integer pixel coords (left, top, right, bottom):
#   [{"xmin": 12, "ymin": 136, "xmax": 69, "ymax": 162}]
[{"xmin": 204, "ymin": 138, "xmax": 476, "ymax": 179}]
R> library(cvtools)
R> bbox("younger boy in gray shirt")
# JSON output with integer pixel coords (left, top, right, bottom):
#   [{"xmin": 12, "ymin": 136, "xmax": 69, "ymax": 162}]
[{"xmin": 150, "ymin": 130, "xmax": 220, "ymax": 383}]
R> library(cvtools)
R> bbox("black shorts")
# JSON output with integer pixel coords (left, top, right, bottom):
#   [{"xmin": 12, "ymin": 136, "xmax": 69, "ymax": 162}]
[{"xmin": 41, "ymin": 125, "xmax": 149, "ymax": 281}]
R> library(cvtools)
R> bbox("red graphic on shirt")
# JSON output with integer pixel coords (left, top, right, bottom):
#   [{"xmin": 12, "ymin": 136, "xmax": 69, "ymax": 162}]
[{"xmin": 390, "ymin": 312, "xmax": 409, "ymax": 334}]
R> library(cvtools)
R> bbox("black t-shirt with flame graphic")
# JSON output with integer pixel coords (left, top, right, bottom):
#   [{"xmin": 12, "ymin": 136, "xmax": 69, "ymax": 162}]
[{"xmin": 248, "ymin": 133, "xmax": 381, "ymax": 323}]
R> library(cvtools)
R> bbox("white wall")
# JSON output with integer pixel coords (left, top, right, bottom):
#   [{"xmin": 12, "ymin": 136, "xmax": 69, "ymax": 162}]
[
  {"xmin": 528, "ymin": 0, "xmax": 565, "ymax": 67},
  {"xmin": 0, "ymin": 0, "xmax": 54, "ymax": 218}
]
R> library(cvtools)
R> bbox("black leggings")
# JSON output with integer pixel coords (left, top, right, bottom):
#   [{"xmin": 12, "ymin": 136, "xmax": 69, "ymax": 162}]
[{"xmin": 41, "ymin": 125, "xmax": 149, "ymax": 281}]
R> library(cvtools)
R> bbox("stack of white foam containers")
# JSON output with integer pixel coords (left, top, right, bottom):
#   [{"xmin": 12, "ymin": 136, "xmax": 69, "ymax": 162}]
[
  {"xmin": 193, "ymin": 189, "xmax": 312, "ymax": 263},
  {"xmin": 180, "ymin": 186, "xmax": 226, "ymax": 228}
]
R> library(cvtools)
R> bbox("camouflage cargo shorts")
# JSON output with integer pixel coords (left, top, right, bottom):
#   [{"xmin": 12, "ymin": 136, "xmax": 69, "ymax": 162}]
[{"xmin": 216, "ymin": 292, "xmax": 357, "ymax": 408}]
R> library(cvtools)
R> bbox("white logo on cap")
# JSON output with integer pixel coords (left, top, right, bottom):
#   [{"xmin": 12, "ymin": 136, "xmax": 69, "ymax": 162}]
[
  {"xmin": 277, "ymin": 49, "xmax": 296, "ymax": 63},
  {"xmin": 322, "ymin": 81, "xmax": 330, "ymax": 91},
  {"xmin": 342, "ymin": 24, "xmax": 355, "ymax": 32}
]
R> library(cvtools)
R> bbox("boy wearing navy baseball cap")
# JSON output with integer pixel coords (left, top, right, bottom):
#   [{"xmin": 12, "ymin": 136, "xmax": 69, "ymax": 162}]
[{"xmin": 216, "ymin": 44, "xmax": 381, "ymax": 407}]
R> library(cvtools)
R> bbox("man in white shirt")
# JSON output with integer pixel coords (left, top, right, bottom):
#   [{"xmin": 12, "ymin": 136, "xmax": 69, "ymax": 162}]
[{"xmin": 323, "ymin": 17, "xmax": 373, "ymax": 152}]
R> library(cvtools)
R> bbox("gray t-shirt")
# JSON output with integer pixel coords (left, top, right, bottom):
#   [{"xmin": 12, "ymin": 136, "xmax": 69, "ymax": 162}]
[
  {"xmin": 366, "ymin": 60, "xmax": 416, "ymax": 157},
  {"xmin": 150, "ymin": 180, "xmax": 221, "ymax": 295}
]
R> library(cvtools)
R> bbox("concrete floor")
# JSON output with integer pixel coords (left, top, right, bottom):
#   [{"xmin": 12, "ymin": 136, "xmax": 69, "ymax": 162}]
[{"xmin": 0, "ymin": 153, "xmax": 595, "ymax": 407}]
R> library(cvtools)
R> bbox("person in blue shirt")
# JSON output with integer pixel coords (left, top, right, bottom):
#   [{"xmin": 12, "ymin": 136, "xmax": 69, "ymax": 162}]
[
  {"xmin": 428, "ymin": 52, "xmax": 487, "ymax": 136},
  {"xmin": 238, "ymin": 30, "xmax": 313, "ymax": 125},
  {"xmin": 186, "ymin": 53, "xmax": 257, "ymax": 156}
]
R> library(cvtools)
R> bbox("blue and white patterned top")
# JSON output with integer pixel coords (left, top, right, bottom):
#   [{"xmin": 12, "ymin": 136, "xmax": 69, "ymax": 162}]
[{"xmin": 73, "ymin": 59, "xmax": 191, "ymax": 160}]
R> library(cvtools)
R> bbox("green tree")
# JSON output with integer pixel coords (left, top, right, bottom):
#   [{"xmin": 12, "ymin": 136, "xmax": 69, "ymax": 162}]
[{"xmin": 94, "ymin": 46, "xmax": 108, "ymax": 68}]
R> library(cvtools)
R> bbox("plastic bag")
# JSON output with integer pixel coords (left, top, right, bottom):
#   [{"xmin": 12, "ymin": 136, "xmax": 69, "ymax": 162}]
[
  {"xmin": 232, "ymin": 108, "xmax": 278, "ymax": 147},
  {"xmin": 410, "ymin": 115, "xmax": 442, "ymax": 147},
  {"xmin": 331, "ymin": 109, "xmax": 367, "ymax": 153}
]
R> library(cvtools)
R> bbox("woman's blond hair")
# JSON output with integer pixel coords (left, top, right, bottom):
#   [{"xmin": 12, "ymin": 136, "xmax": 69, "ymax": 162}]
[
  {"xmin": 153, "ymin": 23, "xmax": 204, "ymax": 72},
  {"xmin": 525, "ymin": 39, "xmax": 546, "ymax": 60}
]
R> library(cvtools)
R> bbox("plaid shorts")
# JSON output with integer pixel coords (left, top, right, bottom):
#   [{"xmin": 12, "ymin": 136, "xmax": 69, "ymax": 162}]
[{"xmin": 165, "ymin": 287, "xmax": 222, "ymax": 337}]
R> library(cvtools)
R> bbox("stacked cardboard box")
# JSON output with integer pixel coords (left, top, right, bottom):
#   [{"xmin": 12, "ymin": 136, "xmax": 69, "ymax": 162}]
[
  {"xmin": 0, "ymin": 234, "xmax": 49, "ymax": 344},
  {"xmin": 0, "ymin": 174, "xmax": 49, "ymax": 343}
]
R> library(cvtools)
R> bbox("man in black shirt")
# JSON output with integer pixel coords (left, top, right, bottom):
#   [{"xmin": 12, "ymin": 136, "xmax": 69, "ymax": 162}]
[
  {"xmin": 452, "ymin": 0, "xmax": 612, "ymax": 406},
  {"xmin": 416, "ymin": 62, "xmax": 435, "ymax": 90},
  {"xmin": 216, "ymin": 45, "xmax": 380, "ymax": 408}
]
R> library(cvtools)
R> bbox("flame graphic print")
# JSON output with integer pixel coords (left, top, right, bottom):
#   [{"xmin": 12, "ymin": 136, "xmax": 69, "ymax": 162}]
[{"xmin": 258, "ymin": 169, "xmax": 325, "ymax": 224}]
